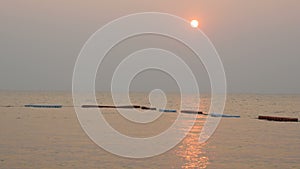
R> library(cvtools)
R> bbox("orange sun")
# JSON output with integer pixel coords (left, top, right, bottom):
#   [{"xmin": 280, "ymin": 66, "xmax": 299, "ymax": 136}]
[{"xmin": 190, "ymin": 20, "xmax": 199, "ymax": 28}]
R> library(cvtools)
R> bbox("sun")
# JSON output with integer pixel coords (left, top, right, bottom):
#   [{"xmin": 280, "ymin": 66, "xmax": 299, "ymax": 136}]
[{"xmin": 190, "ymin": 20, "xmax": 199, "ymax": 28}]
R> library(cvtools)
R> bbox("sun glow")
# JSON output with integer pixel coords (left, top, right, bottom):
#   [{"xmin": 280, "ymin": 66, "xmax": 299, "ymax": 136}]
[{"xmin": 190, "ymin": 20, "xmax": 199, "ymax": 28}]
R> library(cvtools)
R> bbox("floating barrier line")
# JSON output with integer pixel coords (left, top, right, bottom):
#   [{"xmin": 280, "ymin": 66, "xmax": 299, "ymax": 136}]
[{"xmin": 2, "ymin": 104, "xmax": 299, "ymax": 123}]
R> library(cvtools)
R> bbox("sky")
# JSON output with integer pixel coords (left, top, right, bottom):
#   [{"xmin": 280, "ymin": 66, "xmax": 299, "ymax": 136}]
[{"xmin": 1, "ymin": 0, "xmax": 300, "ymax": 93}]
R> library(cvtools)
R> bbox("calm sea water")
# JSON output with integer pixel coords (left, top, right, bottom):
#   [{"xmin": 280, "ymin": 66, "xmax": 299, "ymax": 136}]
[{"xmin": 0, "ymin": 92, "xmax": 299, "ymax": 169}]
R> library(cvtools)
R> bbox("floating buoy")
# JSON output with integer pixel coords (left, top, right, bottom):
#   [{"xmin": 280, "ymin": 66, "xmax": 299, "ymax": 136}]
[
  {"xmin": 181, "ymin": 110, "xmax": 203, "ymax": 114},
  {"xmin": 81, "ymin": 105, "xmax": 140, "ymax": 109},
  {"xmin": 141, "ymin": 106, "xmax": 156, "ymax": 110},
  {"xmin": 258, "ymin": 115, "xmax": 298, "ymax": 122},
  {"xmin": 159, "ymin": 109, "xmax": 177, "ymax": 113},
  {"xmin": 81, "ymin": 105, "xmax": 112, "ymax": 108},
  {"xmin": 24, "ymin": 104, "xmax": 62, "ymax": 108},
  {"xmin": 115, "ymin": 105, "xmax": 140, "ymax": 109},
  {"xmin": 210, "ymin": 113, "xmax": 240, "ymax": 118}
]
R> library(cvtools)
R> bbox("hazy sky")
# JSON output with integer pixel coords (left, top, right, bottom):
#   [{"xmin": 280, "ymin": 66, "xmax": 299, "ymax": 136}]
[{"xmin": 1, "ymin": 0, "xmax": 299, "ymax": 93}]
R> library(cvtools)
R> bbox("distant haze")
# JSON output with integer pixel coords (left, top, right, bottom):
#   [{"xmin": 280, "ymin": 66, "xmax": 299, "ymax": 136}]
[{"xmin": 1, "ymin": 0, "xmax": 299, "ymax": 93}]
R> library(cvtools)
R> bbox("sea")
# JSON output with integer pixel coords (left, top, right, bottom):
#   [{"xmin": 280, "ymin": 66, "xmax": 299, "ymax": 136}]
[{"xmin": 0, "ymin": 91, "xmax": 299, "ymax": 169}]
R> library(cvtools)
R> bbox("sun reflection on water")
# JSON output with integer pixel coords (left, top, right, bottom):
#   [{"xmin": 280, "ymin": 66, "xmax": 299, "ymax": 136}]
[{"xmin": 175, "ymin": 116, "xmax": 209, "ymax": 169}]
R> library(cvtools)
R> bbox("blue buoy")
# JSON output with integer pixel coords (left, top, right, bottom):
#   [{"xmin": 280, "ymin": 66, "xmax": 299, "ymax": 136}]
[
  {"xmin": 24, "ymin": 104, "xmax": 62, "ymax": 108},
  {"xmin": 210, "ymin": 113, "xmax": 240, "ymax": 118},
  {"xmin": 159, "ymin": 109, "xmax": 177, "ymax": 113}
]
